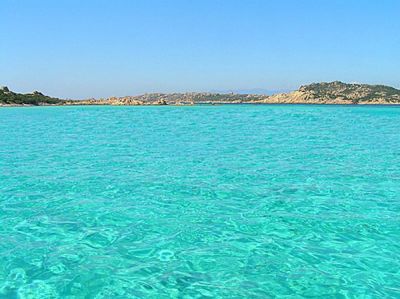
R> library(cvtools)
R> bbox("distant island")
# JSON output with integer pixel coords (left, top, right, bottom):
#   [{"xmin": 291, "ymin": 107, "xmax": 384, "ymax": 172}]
[
  {"xmin": 2, "ymin": 81, "xmax": 400, "ymax": 106},
  {"xmin": 0, "ymin": 86, "xmax": 62, "ymax": 106}
]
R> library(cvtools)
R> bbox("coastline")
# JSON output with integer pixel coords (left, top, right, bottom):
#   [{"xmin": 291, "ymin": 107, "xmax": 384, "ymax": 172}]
[
  {"xmin": 2, "ymin": 101, "xmax": 400, "ymax": 107},
  {"xmin": 2, "ymin": 81, "xmax": 400, "ymax": 107}
]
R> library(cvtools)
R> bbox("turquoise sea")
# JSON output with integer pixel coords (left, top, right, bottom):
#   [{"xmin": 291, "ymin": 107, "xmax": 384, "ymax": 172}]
[{"xmin": 1, "ymin": 105, "xmax": 400, "ymax": 298}]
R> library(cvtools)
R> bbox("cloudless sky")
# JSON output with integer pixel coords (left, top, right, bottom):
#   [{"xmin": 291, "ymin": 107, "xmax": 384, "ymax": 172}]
[{"xmin": 1, "ymin": 0, "xmax": 399, "ymax": 99}]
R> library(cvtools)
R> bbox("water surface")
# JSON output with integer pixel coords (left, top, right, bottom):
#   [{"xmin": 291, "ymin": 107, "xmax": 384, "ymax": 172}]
[{"xmin": 1, "ymin": 105, "xmax": 400, "ymax": 298}]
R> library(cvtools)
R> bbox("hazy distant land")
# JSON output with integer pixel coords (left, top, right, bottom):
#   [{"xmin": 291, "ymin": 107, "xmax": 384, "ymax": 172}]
[{"xmin": 1, "ymin": 81, "xmax": 400, "ymax": 106}]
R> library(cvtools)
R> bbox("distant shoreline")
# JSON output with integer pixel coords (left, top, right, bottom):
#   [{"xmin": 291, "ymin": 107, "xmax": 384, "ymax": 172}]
[
  {"xmin": 2, "ymin": 102, "xmax": 400, "ymax": 108},
  {"xmin": 2, "ymin": 81, "xmax": 400, "ymax": 106}
]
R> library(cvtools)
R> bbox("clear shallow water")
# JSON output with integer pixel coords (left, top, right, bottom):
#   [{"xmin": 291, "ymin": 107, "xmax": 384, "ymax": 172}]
[{"xmin": 0, "ymin": 105, "xmax": 400, "ymax": 298}]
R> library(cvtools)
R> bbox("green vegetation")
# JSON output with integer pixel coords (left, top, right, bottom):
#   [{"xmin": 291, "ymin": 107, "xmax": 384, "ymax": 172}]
[
  {"xmin": 300, "ymin": 81, "xmax": 400, "ymax": 103},
  {"xmin": 0, "ymin": 86, "xmax": 63, "ymax": 105}
]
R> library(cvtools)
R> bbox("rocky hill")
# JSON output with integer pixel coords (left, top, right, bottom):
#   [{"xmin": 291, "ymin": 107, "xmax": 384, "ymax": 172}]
[
  {"xmin": 65, "ymin": 92, "xmax": 267, "ymax": 106},
  {"xmin": 80, "ymin": 82, "xmax": 400, "ymax": 105},
  {"xmin": 262, "ymin": 81, "xmax": 400, "ymax": 104},
  {"xmin": 0, "ymin": 86, "xmax": 63, "ymax": 106}
]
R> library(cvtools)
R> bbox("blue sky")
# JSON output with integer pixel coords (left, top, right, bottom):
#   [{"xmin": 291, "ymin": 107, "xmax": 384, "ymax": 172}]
[{"xmin": 1, "ymin": 0, "xmax": 399, "ymax": 99}]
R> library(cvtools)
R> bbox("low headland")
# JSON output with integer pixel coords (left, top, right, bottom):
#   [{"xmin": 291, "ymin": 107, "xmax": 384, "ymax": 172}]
[{"xmin": 1, "ymin": 81, "xmax": 400, "ymax": 107}]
